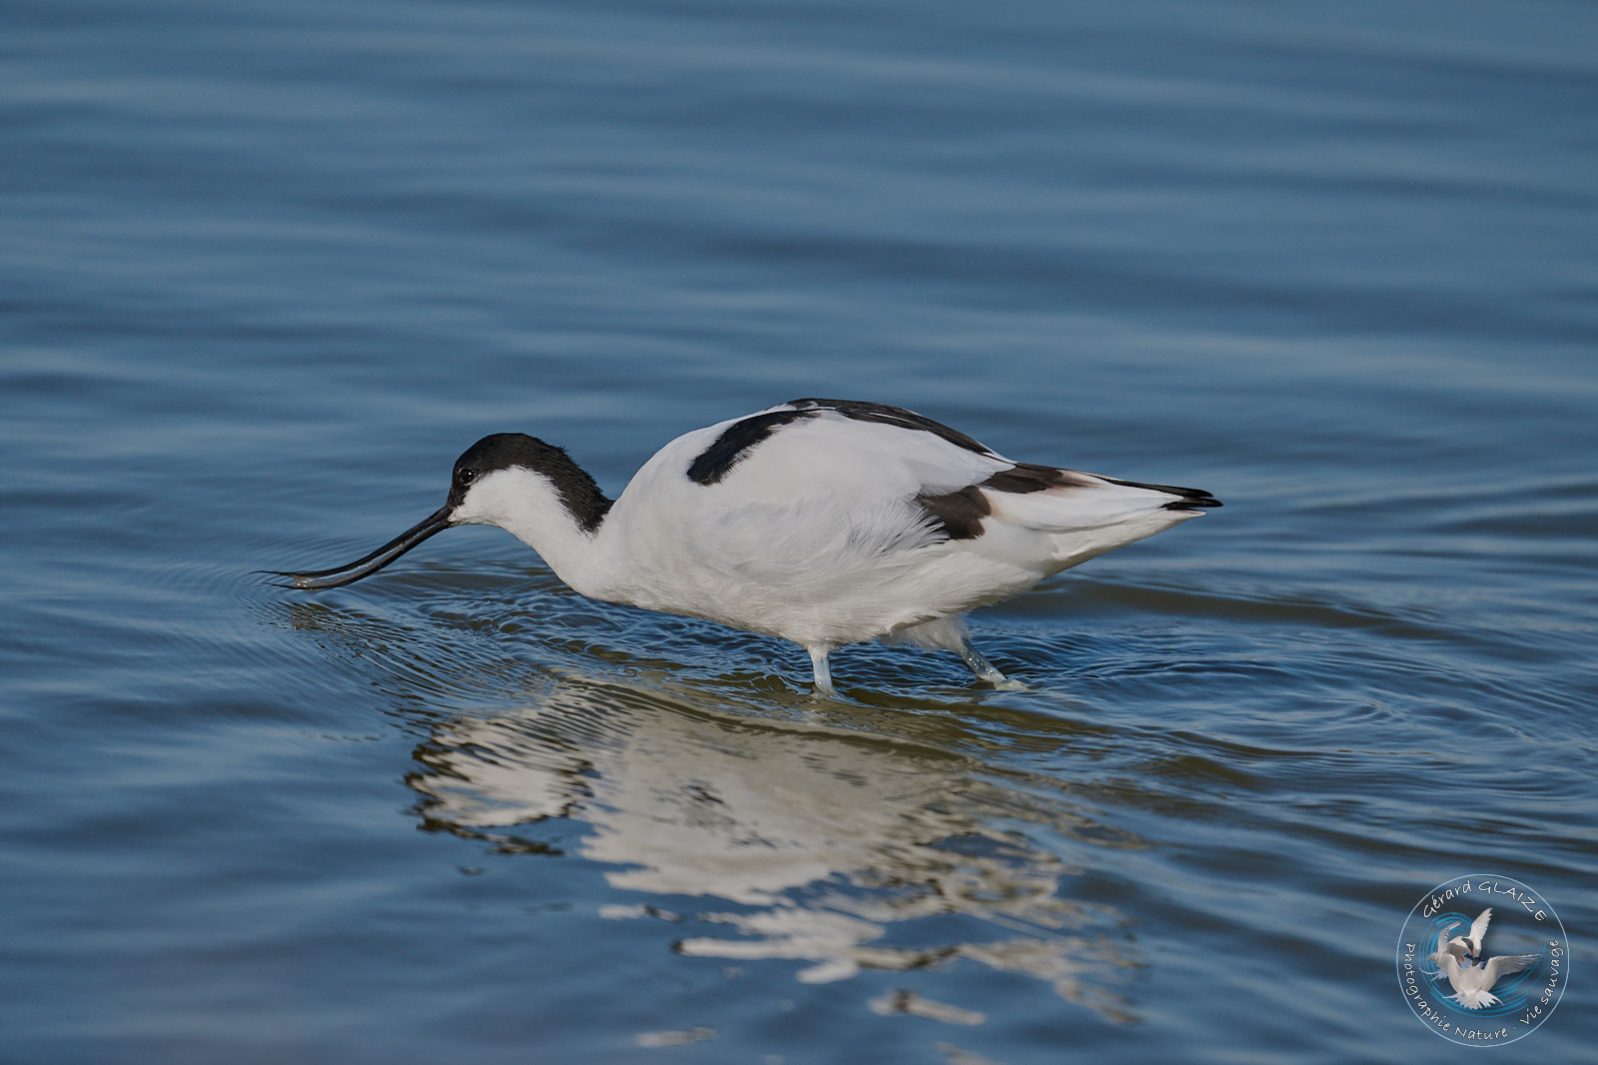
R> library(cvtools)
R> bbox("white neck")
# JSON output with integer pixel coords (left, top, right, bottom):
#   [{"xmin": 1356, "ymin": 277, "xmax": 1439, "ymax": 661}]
[{"xmin": 451, "ymin": 467, "xmax": 613, "ymax": 597}]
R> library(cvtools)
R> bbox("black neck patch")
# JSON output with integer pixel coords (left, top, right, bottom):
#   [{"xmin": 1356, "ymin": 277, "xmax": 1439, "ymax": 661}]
[
  {"xmin": 451, "ymin": 433, "xmax": 613, "ymax": 533},
  {"xmin": 787, "ymin": 398, "xmax": 995, "ymax": 456},
  {"xmin": 687, "ymin": 409, "xmax": 818, "ymax": 485}
]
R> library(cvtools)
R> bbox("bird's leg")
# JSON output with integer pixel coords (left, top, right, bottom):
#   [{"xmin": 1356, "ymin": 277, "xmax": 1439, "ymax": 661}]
[
  {"xmin": 808, "ymin": 646, "xmax": 835, "ymax": 696},
  {"xmin": 957, "ymin": 637, "xmax": 1012, "ymax": 686}
]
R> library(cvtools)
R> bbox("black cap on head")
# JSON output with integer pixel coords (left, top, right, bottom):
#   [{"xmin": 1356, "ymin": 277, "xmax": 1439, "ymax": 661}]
[{"xmin": 448, "ymin": 433, "xmax": 612, "ymax": 532}]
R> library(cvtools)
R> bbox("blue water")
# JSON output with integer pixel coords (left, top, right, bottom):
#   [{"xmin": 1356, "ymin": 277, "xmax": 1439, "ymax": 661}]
[{"xmin": 3, "ymin": 1, "xmax": 1596, "ymax": 1062}]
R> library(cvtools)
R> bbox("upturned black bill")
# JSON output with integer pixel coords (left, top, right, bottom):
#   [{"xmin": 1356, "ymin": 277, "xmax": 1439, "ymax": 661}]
[{"xmin": 269, "ymin": 506, "xmax": 452, "ymax": 589}]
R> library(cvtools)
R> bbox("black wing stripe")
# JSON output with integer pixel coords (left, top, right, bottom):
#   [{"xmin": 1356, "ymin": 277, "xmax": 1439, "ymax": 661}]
[
  {"xmin": 686, "ymin": 409, "xmax": 818, "ymax": 485},
  {"xmin": 787, "ymin": 398, "xmax": 995, "ymax": 456},
  {"xmin": 980, "ymin": 463, "xmax": 1099, "ymax": 494},
  {"xmin": 915, "ymin": 486, "xmax": 990, "ymax": 540}
]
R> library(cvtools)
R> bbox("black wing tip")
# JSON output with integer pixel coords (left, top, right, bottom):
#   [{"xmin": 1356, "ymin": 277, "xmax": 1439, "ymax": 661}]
[
  {"xmin": 1103, "ymin": 475, "xmax": 1221, "ymax": 511},
  {"xmin": 1163, "ymin": 495, "xmax": 1223, "ymax": 512}
]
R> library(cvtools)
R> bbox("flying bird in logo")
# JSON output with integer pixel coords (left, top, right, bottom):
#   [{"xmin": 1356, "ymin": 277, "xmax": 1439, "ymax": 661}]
[
  {"xmin": 1430, "ymin": 909, "xmax": 1539, "ymax": 1009},
  {"xmin": 1441, "ymin": 908, "xmax": 1494, "ymax": 965}
]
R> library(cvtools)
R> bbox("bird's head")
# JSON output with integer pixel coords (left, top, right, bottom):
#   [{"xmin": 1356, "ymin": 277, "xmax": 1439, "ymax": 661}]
[
  {"xmin": 445, "ymin": 434, "xmax": 586, "ymax": 527},
  {"xmin": 270, "ymin": 433, "xmax": 610, "ymax": 590}
]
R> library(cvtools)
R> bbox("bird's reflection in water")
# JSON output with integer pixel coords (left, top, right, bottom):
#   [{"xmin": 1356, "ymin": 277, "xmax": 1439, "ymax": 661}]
[{"xmin": 405, "ymin": 673, "xmax": 1144, "ymax": 1022}]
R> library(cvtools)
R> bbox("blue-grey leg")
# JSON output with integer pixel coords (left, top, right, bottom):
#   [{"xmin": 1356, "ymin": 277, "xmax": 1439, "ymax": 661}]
[
  {"xmin": 808, "ymin": 646, "xmax": 835, "ymax": 695},
  {"xmin": 958, "ymin": 637, "xmax": 1008, "ymax": 685}
]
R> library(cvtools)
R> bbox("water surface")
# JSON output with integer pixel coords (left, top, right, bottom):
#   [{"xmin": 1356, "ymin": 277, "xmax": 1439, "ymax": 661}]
[{"xmin": 3, "ymin": 1, "xmax": 1596, "ymax": 1062}]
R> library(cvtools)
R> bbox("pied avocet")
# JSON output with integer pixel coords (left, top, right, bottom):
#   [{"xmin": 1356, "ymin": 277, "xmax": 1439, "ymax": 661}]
[{"xmin": 273, "ymin": 398, "xmax": 1221, "ymax": 693}]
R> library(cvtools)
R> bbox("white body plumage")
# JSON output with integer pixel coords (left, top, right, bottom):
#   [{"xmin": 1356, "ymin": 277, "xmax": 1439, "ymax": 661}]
[
  {"xmin": 1430, "ymin": 949, "xmax": 1539, "ymax": 1009},
  {"xmin": 278, "ymin": 398, "xmax": 1221, "ymax": 692}
]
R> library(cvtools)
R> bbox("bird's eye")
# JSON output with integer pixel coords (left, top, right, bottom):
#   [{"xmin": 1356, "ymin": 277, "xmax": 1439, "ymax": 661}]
[{"xmin": 458, "ymin": 468, "xmax": 476, "ymax": 484}]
